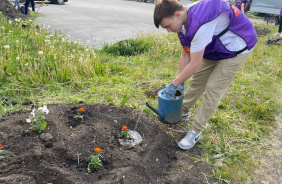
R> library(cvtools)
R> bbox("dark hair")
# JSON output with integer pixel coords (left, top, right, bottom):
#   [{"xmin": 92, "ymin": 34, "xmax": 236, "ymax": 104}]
[{"xmin": 154, "ymin": 0, "xmax": 184, "ymax": 28}]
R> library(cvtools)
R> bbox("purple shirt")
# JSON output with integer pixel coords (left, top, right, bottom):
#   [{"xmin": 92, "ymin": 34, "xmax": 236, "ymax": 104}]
[{"xmin": 178, "ymin": 0, "xmax": 257, "ymax": 61}]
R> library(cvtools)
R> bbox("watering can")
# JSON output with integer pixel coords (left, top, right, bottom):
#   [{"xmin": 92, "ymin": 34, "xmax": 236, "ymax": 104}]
[{"xmin": 146, "ymin": 88, "xmax": 183, "ymax": 124}]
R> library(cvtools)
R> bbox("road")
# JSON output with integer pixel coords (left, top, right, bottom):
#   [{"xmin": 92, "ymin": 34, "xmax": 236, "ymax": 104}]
[{"xmin": 35, "ymin": 0, "xmax": 192, "ymax": 49}]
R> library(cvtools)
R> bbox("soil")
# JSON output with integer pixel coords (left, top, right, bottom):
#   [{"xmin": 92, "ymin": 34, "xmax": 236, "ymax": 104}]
[
  {"xmin": 0, "ymin": 103, "xmax": 217, "ymax": 184},
  {"xmin": 0, "ymin": 0, "xmax": 27, "ymax": 19},
  {"xmin": 254, "ymin": 26, "xmax": 272, "ymax": 37}
]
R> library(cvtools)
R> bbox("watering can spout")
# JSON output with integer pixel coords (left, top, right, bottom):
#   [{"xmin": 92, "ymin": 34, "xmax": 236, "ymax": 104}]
[{"xmin": 145, "ymin": 102, "xmax": 165, "ymax": 122}]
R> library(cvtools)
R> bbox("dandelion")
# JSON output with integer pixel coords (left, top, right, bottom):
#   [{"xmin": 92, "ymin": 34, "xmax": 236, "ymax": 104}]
[
  {"xmin": 38, "ymin": 51, "xmax": 43, "ymax": 55},
  {"xmin": 79, "ymin": 108, "xmax": 85, "ymax": 112},
  {"xmin": 3, "ymin": 45, "xmax": 10, "ymax": 49},
  {"xmin": 94, "ymin": 148, "xmax": 101, "ymax": 153},
  {"xmin": 122, "ymin": 126, "xmax": 128, "ymax": 131}
]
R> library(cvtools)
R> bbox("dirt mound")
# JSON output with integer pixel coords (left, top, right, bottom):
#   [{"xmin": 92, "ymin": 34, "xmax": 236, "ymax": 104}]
[
  {"xmin": 0, "ymin": 103, "xmax": 217, "ymax": 184},
  {"xmin": 254, "ymin": 26, "xmax": 272, "ymax": 37},
  {"xmin": 0, "ymin": 0, "xmax": 27, "ymax": 19}
]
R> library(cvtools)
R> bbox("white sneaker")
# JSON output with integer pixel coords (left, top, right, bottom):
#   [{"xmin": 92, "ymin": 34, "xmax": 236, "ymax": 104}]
[
  {"xmin": 178, "ymin": 129, "xmax": 201, "ymax": 150},
  {"xmin": 182, "ymin": 112, "xmax": 189, "ymax": 122}
]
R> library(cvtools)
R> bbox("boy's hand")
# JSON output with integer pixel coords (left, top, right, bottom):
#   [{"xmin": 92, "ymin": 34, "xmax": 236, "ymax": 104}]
[
  {"xmin": 177, "ymin": 83, "xmax": 184, "ymax": 93},
  {"xmin": 164, "ymin": 82, "xmax": 177, "ymax": 97}
]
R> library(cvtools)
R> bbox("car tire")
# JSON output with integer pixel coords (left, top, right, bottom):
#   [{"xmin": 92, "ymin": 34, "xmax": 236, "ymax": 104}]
[
  {"xmin": 265, "ymin": 16, "xmax": 279, "ymax": 25},
  {"xmin": 57, "ymin": 0, "xmax": 64, "ymax": 5}
]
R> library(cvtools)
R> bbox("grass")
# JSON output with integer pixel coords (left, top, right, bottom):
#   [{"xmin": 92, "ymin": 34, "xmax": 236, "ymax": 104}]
[{"xmin": 0, "ymin": 12, "xmax": 281, "ymax": 183}]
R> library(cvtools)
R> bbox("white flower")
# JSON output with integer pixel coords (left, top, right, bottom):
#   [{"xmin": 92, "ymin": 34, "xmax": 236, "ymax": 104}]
[
  {"xmin": 16, "ymin": 40, "xmax": 19, "ymax": 43},
  {"xmin": 4, "ymin": 45, "xmax": 10, "ymax": 49},
  {"xmin": 31, "ymin": 109, "xmax": 36, "ymax": 118},
  {"xmin": 26, "ymin": 118, "xmax": 31, "ymax": 123},
  {"xmin": 38, "ymin": 105, "xmax": 49, "ymax": 114},
  {"xmin": 1, "ymin": 26, "xmax": 4, "ymax": 29},
  {"xmin": 16, "ymin": 57, "xmax": 20, "ymax": 60},
  {"xmin": 25, "ymin": 63, "xmax": 28, "ymax": 66},
  {"xmin": 38, "ymin": 51, "xmax": 43, "ymax": 55}
]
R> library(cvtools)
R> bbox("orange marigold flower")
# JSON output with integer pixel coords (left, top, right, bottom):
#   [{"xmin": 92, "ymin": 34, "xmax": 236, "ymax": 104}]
[
  {"xmin": 122, "ymin": 126, "xmax": 128, "ymax": 131},
  {"xmin": 0, "ymin": 143, "xmax": 2, "ymax": 148},
  {"xmin": 94, "ymin": 148, "xmax": 101, "ymax": 153},
  {"xmin": 47, "ymin": 183, "xmax": 53, "ymax": 184},
  {"xmin": 79, "ymin": 108, "xmax": 85, "ymax": 112}
]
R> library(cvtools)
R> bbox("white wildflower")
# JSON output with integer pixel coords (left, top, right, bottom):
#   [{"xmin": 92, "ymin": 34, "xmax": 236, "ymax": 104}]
[
  {"xmin": 4, "ymin": 45, "xmax": 10, "ymax": 49},
  {"xmin": 16, "ymin": 57, "xmax": 20, "ymax": 60},
  {"xmin": 25, "ymin": 63, "xmax": 28, "ymax": 66},
  {"xmin": 31, "ymin": 109, "xmax": 36, "ymax": 118},
  {"xmin": 26, "ymin": 118, "xmax": 31, "ymax": 123},
  {"xmin": 38, "ymin": 51, "xmax": 43, "ymax": 55},
  {"xmin": 38, "ymin": 105, "xmax": 49, "ymax": 114},
  {"xmin": 16, "ymin": 40, "xmax": 19, "ymax": 43}
]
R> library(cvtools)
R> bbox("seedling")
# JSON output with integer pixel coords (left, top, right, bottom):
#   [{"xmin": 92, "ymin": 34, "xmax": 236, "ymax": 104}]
[{"xmin": 88, "ymin": 148, "xmax": 103, "ymax": 172}]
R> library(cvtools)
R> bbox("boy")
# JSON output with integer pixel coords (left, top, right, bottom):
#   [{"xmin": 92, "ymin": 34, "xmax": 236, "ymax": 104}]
[
  {"xmin": 234, "ymin": 0, "xmax": 248, "ymax": 14},
  {"xmin": 153, "ymin": 0, "xmax": 257, "ymax": 150}
]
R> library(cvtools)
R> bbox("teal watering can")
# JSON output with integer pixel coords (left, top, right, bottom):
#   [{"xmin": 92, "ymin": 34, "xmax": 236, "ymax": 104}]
[{"xmin": 146, "ymin": 88, "xmax": 183, "ymax": 124}]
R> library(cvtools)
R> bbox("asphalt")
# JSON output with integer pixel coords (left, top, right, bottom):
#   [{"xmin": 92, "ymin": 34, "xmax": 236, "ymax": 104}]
[
  {"xmin": 34, "ymin": 0, "xmax": 192, "ymax": 49},
  {"xmin": 34, "ymin": 0, "xmax": 265, "ymax": 50}
]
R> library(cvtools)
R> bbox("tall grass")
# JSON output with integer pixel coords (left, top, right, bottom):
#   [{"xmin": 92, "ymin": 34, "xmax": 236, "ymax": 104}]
[{"xmin": 0, "ymin": 12, "xmax": 281, "ymax": 183}]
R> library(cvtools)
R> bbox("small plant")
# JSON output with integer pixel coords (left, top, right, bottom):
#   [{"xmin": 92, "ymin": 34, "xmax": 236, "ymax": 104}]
[
  {"xmin": 73, "ymin": 108, "xmax": 85, "ymax": 121},
  {"xmin": 73, "ymin": 114, "xmax": 83, "ymax": 121},
  {"xmin": 88, "ymin": 148, "xmax": 103, "ymax": 172},
  {"xmin": 26, "ymin": 105, "xmax": 49, "ymax": 133},
  {"xmin": 122, "ymin": 126, "xmax": 129, "ymax": 140}
]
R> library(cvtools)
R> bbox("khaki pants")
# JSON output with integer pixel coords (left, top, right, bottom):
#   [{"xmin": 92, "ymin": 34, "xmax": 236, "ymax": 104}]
[{"xmin": 183, "ymin": 51, "xmax": 253, "ymax": 132}]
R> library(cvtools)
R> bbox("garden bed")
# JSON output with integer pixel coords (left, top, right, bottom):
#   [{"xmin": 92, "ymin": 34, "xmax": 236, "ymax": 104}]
[{"xmin": 0, "ymin": 103, "xmax": 217, "ymax": 184}]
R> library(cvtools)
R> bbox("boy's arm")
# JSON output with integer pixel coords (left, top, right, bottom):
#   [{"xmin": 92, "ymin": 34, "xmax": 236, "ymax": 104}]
[
  {"xmin": 179, "ymin": 48, "xmax": 191, "ymax": 73},
  {"xmin": 172, "ymin": 49, "xmax": 205, "ymax": 86}
]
